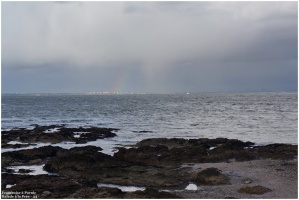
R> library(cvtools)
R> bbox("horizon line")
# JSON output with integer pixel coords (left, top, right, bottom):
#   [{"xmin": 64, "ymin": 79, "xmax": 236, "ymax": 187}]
[{"xmin": 1, "ymin": 90, "xmax": 298, "ymax": 95}]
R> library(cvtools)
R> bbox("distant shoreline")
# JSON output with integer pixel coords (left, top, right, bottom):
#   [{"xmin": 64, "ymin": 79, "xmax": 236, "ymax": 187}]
[{"xmin": 2, "ymin": 90, "xmax": 298, "ymax": 96}]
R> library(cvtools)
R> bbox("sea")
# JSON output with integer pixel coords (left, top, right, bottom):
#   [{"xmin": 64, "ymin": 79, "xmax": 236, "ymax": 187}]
[{"xmin": 1, "ymin": 92, "xmax": 298, "ymax": 154}]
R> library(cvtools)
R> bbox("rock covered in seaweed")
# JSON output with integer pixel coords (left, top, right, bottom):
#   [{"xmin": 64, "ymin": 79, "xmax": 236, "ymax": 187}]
[
  {"xmin": 238, "ymin": 185, "xmax": 272, "ymax": 195},
  {"xmin": 193, "ymin": 167, "xmax": 230, "ymax": 185}
]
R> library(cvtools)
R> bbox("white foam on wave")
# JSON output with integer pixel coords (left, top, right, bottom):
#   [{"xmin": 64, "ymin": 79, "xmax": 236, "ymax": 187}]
[{"xmin": 97, "ymin": 183, "xmax": 145, "ymax": 192}]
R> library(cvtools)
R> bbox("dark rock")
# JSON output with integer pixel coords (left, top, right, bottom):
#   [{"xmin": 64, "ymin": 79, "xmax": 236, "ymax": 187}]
[
  {"xmin": 115, "ymin": 138, "xmax": 297, "ymax": 166},
  {"xmin": 252, "ymin": 144, "xmax": 298, "ymax": 160},
  {"xmin": 115, "ymin": 145, "xmax": 171, "ymax": 166},
  {"xmin": 116, "ymin": 138, "xmax": 236, "ymax": 165},
  {"xmin": 2, "ymin": 135, "xmax": 297, "ymax": 199},
  {"xmin": 1, "ymin": 174, "xmax": 96, "ymax": 198},
  {"xmin": 136, "ymin": 138, "xmax": 189, "ymax": 149},
  {"xmin": 124, "ymin": 188, "xmax": 182, "ymax": 199},
  {"xmin": 44, "ymin": 145, "xmax": 130, "ymax": 175},
  {"xmin": 1, "ymin": 174, "xmax": 32, "ymax": 190},
  {"xmin": 41, "ymin": 145, "xmax": 193, "ymax": 188},
  {"xmin": 2, "ymin": 174, "xmax": 182, "ymax": 198},
  {"xmin": 18, "ymin": 169, "xmax": 33, "ymax": 174},
  {"xmin": 238, "ymin": 185, "xmax": 272, "ymax": 194},
  {"xmin": 69, "ymin": 187, "xmax": 124, "ymax": 198},
  {"xmin": 56, "ymin": 145, "xmax": 103, "ymax": 156},
  {"xmin": 1, "ymin": 125, "xmax": 118, "ymax": 147},
  {"xmin": 193, "ymin": 168, "xmax": 230, "ymax": 185},
  {"xmin": 68, "ymin": 186, "xmax": 182, "ymax": 198},
  {"xmin": 2, "ymin": 146, "xmax": 65, "ymax": 166},
  {"xmin": 133, "ymin": 130, "xmax": 154, "ymax": 133}
]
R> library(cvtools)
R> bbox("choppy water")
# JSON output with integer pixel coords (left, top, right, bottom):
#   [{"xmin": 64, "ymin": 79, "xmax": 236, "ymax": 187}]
[{"xmin": 1, "ymin": 92, "xmax": 298, "ymax": 150}]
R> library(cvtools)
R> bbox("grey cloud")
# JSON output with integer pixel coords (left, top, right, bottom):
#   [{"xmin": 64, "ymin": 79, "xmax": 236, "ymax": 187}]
[{"xmin": 1, "ymin": 1, "xmax": 297, "ymax": 93}]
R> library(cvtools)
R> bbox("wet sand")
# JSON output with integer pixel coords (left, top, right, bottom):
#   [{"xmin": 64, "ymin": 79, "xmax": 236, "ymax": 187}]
[{"xmin": 173, "ymin": 158, "xmax": 298, "ymax": 199}]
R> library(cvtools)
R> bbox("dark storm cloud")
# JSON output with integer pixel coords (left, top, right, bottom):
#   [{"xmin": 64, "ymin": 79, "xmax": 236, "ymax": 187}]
[{"xmin": 1, "ymin": 1, "xmax": 297, "ymax": 93}]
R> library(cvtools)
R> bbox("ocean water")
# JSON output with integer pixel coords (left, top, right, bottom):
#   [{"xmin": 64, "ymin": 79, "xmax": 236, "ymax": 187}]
[{"xmin": 1, "ymin": 92, "xmax": 298, "ymax": 152}]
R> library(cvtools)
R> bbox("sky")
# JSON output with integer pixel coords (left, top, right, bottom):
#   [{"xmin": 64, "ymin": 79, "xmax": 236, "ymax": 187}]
[{"xmin": 1, "ymin": 1, "xmax": 298, "ymax": 93}]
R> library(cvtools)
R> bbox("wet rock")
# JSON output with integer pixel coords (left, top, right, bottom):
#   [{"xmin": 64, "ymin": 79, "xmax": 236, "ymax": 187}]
[
  {"xmin": 1, "ymin": 174, "xmax": 32, "ymax": 189},
  {"xmin": 2, "ymin": 174, "xmax": 182, "ymax": 198},
  {"xmin": 115, "ymin": 138, "xmax": 297, "ymax": 166},
  {"xmin": 193, "ymin": 168, "xmax": 230, "ymax": 185},
  {"xmin": 2, "ymin": 146, "xmax": 65, "ymax": 166},
  {"xmin": 238, "ymin": 185, "xmax": 272, "ymax": 194},
  {"xmin": 63, "ymin": 127, "xmax": 118, "ymax": 144},
  {"xmin": 124, "ymin": 188, "xmax": 182, "ymax": 199},
  {"xmin": 137, "ymin": 138, "xmax": 191, "ymax": 149},
  {"xmin": 2, "ymin": 134, "xmax": 297, "ymax": 199},
  {"xmin": 116, "ymin": 138, "xmax": 241, "ymax": 166},
  {"xmin": 1, "ymin": 125, "xmax": 118, "ymax": 147},
  {"xmin": 42, "ymin": 145, "xmax": 192, "ymax": 188},
  {"xmin": 18, "ymin": 169, "xmax": 33, "ymax": 174},
  {"xmin": 1, "ymin": 174, "xmax": 95, "ymax": 198},
  {"xmin": 43, "ymin": 146, "xmax": 135, "ymax": 184},
  {"xmin": 68, "ymin": 186, "xmax": 181, "ymax": 198},
  {"xmin": 115, "ymin": 145, "xmax": 172, "ymax": 166},
  {"xmin": 69, "ymin": 187, "xmax": 124, "ymax": 198},
  {"xmin": 252, "ymin": 144, "xmax": 298, "ymax": 160},
  {"xmin": 44, "ymin": 145, "xmax": 130, "ymax": 175}
]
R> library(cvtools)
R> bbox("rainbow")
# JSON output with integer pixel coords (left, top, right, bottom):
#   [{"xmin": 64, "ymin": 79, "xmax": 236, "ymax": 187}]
[{"xmin": 111, "ymin": 68, "xmax": 130, "ymax": 93}]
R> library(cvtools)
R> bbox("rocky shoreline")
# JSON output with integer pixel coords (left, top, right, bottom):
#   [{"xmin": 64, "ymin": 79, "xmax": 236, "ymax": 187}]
[{"xmin": 1, "ymin": 125, "xmax": 298, "ymax": 198}]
